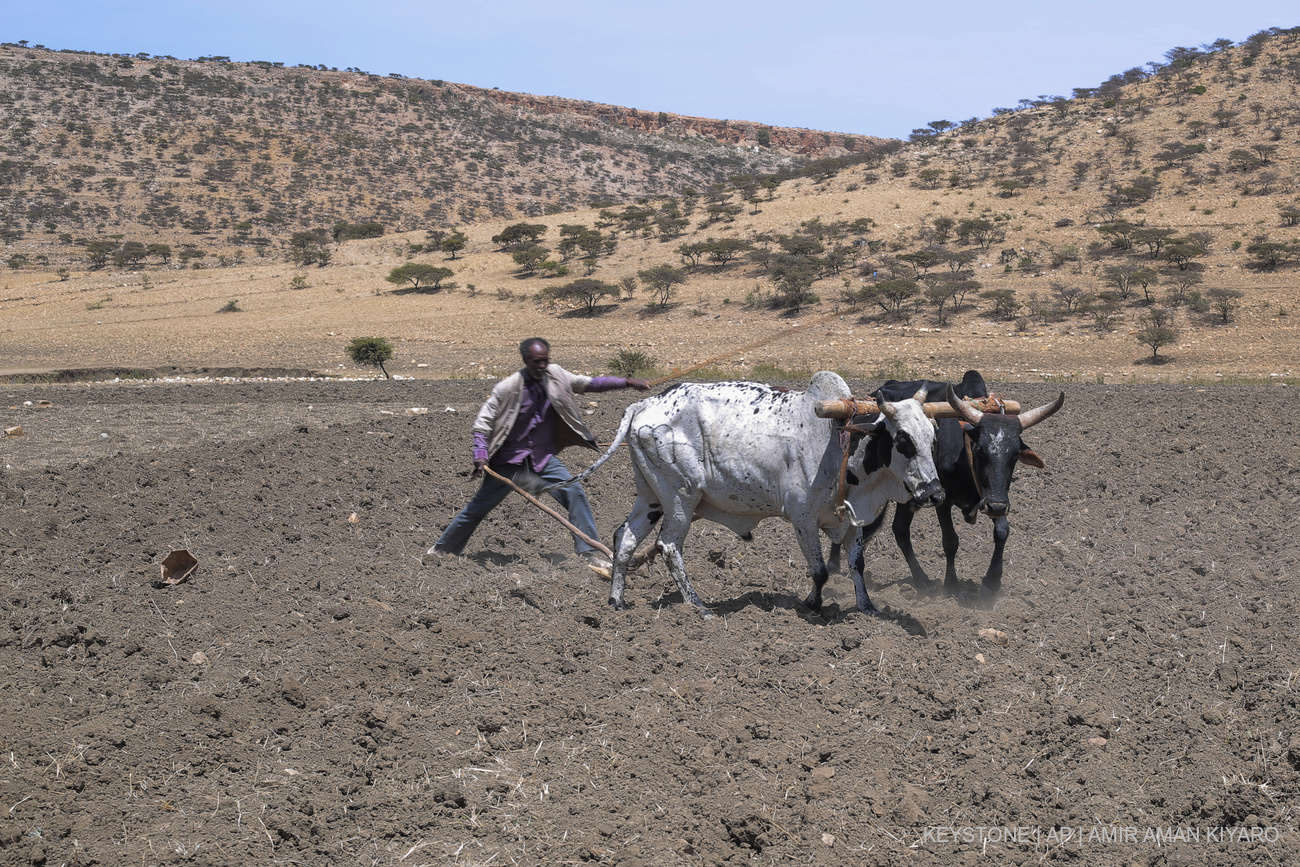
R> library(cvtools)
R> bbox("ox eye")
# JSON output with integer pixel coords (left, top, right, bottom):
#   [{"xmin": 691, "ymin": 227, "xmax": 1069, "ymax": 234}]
[{"xmin": 894, "ymin": 433, "xmax": 917, "ymax": 459}]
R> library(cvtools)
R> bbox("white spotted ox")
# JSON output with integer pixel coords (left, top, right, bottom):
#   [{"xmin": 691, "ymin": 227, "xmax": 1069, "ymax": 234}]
[{"xmin": 551, "ymin": 371, "xmax": 942, "ymax": 618}]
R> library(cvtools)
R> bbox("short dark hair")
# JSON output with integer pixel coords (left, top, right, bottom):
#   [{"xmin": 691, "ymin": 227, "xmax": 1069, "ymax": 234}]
[{"xmin": 519, "ymin": 337, "xmax": 549, "ymax": 359}]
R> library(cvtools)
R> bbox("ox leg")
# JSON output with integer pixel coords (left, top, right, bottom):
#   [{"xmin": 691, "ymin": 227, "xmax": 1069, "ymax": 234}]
[
  {"xmin": 827, "ymin": 540, "xmax": 842, "ymax": 574},
  {"xmin": 609, "ymin": 502, "xmax": 660, "ymax": 611},
  {"xmin": 658, "ymin": 499, "xmax": 712, "ymax": 619},
  {"xmin": 982, "ymin": 515, "xmax": 1010, "ymax": 599},
  {"xmin": 844, "ymin": 511, "xmax": 887, "ymax": 615},
  {"xmin": 891, "ymin": 503, "xmax": 937, "ymax": 594},
  {"xmin": 936, "ymin": 503, "xmax": 963, "ymax": 593},
  {"xmin": 797, "ymin": 522, "xmax": 834, "ymax": 614},
  {"xmin": 658, "ymin": 538, "xmax": 711, "ymax": 618}
]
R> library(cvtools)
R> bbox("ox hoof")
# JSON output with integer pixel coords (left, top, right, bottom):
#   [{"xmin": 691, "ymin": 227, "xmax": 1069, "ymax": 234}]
[
  {"xmin": 974, "ymin": 585, "xmax": 1000, "ymax": 609},
  {"xmin": 953, "ymin": 588, "xmax": 998, "ymax": 610},
  {"xmin": 910, "ymin": 578, "xmax": 939, "ymax": 597},
  {"xmin": 607, "ymin": 597, "xmax": 627, "ymax": 611}
]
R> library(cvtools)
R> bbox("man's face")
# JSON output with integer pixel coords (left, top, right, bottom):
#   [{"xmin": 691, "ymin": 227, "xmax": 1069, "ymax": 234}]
[{"xmin": 523, "ymin": 344, "xmax": 550, "ymax": 379}]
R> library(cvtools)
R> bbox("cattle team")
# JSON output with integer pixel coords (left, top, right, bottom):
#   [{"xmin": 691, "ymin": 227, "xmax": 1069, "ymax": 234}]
[{"xmin": 430, "ymin": 337, "xmax": 1063, "ymax": 618}]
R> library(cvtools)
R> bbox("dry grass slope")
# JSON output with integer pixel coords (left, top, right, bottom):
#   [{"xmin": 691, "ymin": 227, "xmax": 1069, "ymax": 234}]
[{"xmin": 2, "ymin": 30, "xmax": 1300, "ymax": 385}]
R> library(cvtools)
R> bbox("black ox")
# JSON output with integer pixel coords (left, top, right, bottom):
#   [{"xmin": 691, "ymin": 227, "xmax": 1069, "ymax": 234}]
[{"xmin": 861, "ymin": 370, "xmax": 1064, "ymax": 602}]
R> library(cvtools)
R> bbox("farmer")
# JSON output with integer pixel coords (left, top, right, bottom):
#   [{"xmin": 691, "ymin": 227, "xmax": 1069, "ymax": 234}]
[{"xmin": 427, "ymin": 337, "xmax": 649, "ymax": 569}]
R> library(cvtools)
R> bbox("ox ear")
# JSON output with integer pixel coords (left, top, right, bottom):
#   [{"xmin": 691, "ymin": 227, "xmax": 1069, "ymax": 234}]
[
  {"xmin": 858, "ymin": 422, "xmax": 892, "ymax": 474},
  {"xmin": 874, "ymin": 427, "xmax": 893, "ymax": 470},
  {"xmin": 1018, "ymin": 448, "xmax": 1045, "ymax": 469}
]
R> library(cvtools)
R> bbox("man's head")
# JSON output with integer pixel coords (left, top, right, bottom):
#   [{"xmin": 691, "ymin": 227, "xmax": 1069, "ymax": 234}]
[{"xmin": 519, "ymin": 337, "xmax": 550, "ymax": 379}]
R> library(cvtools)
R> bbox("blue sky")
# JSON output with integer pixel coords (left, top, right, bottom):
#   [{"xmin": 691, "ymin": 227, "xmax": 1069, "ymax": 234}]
[{"xmin": 5, "ymin": 2, "xmax": 1298, "ymax": 139}]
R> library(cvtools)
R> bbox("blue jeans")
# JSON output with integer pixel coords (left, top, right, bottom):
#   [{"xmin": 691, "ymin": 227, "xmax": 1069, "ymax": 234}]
[{"xmin": 433, "ymin": 458, "xmax": 601, "ymax": 557}]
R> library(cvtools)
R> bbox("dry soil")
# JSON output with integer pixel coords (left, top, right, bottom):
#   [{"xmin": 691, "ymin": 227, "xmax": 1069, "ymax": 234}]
[{"xmin": 2, "ymin": 376, "xmax": 1298, "ymax": 866}]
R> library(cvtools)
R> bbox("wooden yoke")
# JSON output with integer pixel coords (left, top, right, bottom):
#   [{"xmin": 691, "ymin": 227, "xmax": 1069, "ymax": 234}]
[{"xmin": 815, "ymin": 395, "xmax": 1022, "ymax": 420}]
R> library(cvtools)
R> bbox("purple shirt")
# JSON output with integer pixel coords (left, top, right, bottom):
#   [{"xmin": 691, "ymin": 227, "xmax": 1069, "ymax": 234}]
[{"xmin": 473, "ymin": 375, "xmax": 629, "ymax": 469}]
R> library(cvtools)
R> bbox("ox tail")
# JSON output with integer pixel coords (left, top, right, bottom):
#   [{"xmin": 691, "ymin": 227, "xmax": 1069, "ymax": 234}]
[{"xmin": 535, "ymin": 404, "xmax": 638, "ymax": 495}]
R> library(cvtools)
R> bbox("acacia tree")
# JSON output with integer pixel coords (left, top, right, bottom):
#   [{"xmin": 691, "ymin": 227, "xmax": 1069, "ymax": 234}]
[
  {"xmin": 637, "ymin": 264, "xmax": 688, "ymax": 307},
  {"xmin": 1244, "ymin": 240, "xmax": 1297, "ymax": 271},
  {"xmin": 704, "ymin": 238, "xmax": 752, "ymax": 266},
  {"xmin": 1135, "ymin": 309, "xmax": 1177, "ymax": 360},
  {"xmin": 491, "ymin": 222, "xmax": 547, "ymax": 251},
  {"xmin": 289, "ymin": 230, "xmax": 331, "ymax": 266},
  {"xmin": 768, "ymin": 254, "xmax": 819, "ymax": 311},
  {"xmin": 1206, "ymin": 288, "xmax": 1244, "ymax": 323},
  {"xmin": 1051, "ymin": 281, "xmax": 1088, "ymax": 314},
  {"xmin": 385, "ymin": 263, "xmax": 454, "ymax": 291},
  {"xmin": 1096, "ymin": 220, "xmax": 1137, "ymax": 251},
  {"xmin": 896, "ymin": 249, "xmax": 942, "ymax": 278},
  {"xmin": 1162, "ymin": 238, "xmax": 1208, "ymax": 271},
  {"xmin": 923, "ymin": 280, "xmax": 959, "ymax": 324},
  {"xmin": 112, "ymin": 241, "xmax": 149, "ymax": 269},
  {"xmin": 1132, "ymin": 226, "xmax": 1175, "ymax": 259},
  {"xmin": 1163, "ymin": 270, "xmax": 1203, "ymax": 306},
  {"xmin": 980, "ymin": 288, "xmax": 1020, "ymax": 320},
  {"xmin": 542, "ymin": 278, "xmax": 618, "ymax": 315},
  {"xmin": 84, "ymin": 240, "xmax": 117, "ymax": 269},
  {"xmin": 557, "ymin": 225, "xmax": 593, "ymax": 262},
  {"xmin": 956, "ymin": 218, "xmax": 1002, "ymax": 250},
  {"xmin": 511, "ymin": 245, "xmax": 549, "ymax": 275},
  {"xmin": 346, "ymin": 337, "xmax": 394, "ymax": 379},
  {"xmin": 861, "ymin": 278, "xmax": 919, "ymax": 318},
  {"xmin": 439, "ymin": 230, "xmax": 468, "ymax": 260}
]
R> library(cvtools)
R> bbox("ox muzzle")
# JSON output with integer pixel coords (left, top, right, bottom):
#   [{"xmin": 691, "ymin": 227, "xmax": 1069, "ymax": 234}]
[
  {"xmin": 912, "ymin": 479, "xmax": 944, "ymax": 508},
  {"xmin": 984, "ymin": 499, "xmax": 1010, "ymax": 517}
]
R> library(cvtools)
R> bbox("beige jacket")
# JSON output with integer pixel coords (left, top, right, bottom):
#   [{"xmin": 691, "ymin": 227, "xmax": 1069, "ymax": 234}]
[{"xmin": 472, "ymin": 364, "xmax": 599, "ymax": 458}]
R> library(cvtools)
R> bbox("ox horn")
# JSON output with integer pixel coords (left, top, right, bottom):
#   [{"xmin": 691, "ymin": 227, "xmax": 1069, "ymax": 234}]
[
  {"xmin": 1018, "ymin": 391, "xmax": 1065, "ymax": 430},
  {"xmin": 881, "ymin": 385, "xmax": 928, "ymax": 421},
  {"xmin": 946, "ymin": 384, "xmax": 983, "ymax": 425}
]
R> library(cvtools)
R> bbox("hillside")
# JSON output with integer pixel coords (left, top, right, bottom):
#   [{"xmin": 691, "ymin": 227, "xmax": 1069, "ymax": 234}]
[
  {"xmin": 2, "ymin": 29, "xmax": 1300, "ymax": 385},
  {"xmin": 0, "ymin": 42, "xmax": 887, "ymax": 263}
]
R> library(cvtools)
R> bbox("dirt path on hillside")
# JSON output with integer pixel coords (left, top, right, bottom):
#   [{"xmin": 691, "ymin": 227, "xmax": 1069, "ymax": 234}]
[{"xmin": 2, "ymin": 378, "xmax": 1298, "ymax": 866}]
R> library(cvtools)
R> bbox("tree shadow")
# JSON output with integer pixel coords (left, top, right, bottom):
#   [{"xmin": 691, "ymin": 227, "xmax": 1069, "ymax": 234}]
[
  {"xmin": 389, "ymin": 285, "xmax": 449, "ymax": 296},
  {"xmin": 1133, "ymin": 355, "xmax": 1176, "ymax": 365},
  {"xmin": 635, "ymin": 302, "xmax": 679, "ymax": 319},
  {"xmin": 557, "ymin": 304, "xmax": 618, "ymax": 318}
]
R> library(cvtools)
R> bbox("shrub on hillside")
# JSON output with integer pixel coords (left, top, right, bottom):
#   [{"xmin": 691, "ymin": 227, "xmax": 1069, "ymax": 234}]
[{"xmin": 608, "ymin": 350, "xmax": 657, "ymax": 378}]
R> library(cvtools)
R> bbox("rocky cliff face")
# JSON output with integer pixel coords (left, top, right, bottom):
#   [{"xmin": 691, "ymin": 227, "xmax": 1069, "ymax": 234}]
[{"xmin": 466, "ymin": 87, "xmax": 893, "ymax": 158}]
